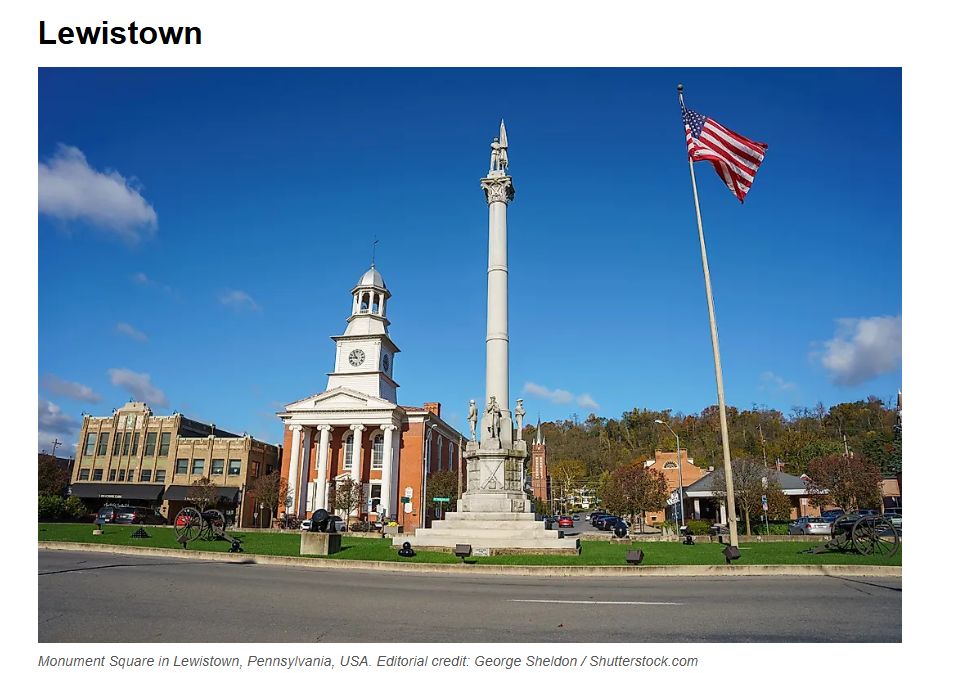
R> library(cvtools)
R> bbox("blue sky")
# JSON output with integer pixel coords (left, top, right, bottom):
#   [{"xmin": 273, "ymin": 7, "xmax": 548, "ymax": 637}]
[{"xmin": 37, "ymin": 68, "xmax": 902, "ymax": 452}]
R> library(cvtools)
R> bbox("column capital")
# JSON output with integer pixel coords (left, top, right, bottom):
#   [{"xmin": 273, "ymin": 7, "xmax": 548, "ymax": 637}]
[
  {"xmin": 350, "ymin": 424, "xmax": 366, "ymax": 432},
  {"xmin": 290, "ymin": 424, "xmax": 303, "ymax": 433},
  {"xmin": 317, "ymin": 424, "xmax": 333, "ymax": 433},
  {"xmin": 480, "ymin": 175, "xmax": 515, "ymax": 205},
  {"xmin": 380, "ymin": 424, "xmax": 397, "ymax": 433}
]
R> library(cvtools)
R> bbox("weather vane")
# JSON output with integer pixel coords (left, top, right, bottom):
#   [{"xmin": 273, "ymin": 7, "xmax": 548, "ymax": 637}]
[{"xmin": 372, "ymin": 236, "xmax": 379, "ymax": 266}]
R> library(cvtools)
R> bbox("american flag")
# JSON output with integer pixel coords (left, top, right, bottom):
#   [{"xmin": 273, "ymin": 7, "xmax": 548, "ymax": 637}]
[{"xmin": 683, "ymin": 107, "xmax": 768, "ymax": 203}]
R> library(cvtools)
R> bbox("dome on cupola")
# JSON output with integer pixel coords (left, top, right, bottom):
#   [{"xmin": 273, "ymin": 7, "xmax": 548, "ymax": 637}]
[{"xmin": 357, "ymin": 264, "xmax": 386, "ymax": 289}]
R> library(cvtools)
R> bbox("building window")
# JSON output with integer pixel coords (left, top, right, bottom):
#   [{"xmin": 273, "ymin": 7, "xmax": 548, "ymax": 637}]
[
  {"xmin": 370, "ymin": 484, "xmax": 382, "ymax": 512},
  {"xmin": 176, "ymin": 459, "xmax": 188, "ymax": 475},
  {"xmin": 663, "ymin": 461, "xmax": 678, "ymax": 469},
  {"xmin": 131, "ymin": 432, "xmax": 139, "ymax": 456},
  {"xmin": 266, "ymin": 464, "xmax": 274, "ymax": 475},
  {"xmin": 113, "ymin": 432, "xmax": 123, "ymax": 456},
  {"xmin": 84, "ymin": 433, "xmax": 97, "ymax": 456},
  {"xmin": 212, "ymin": 459, "xmax": 225, "ymax": 476},
  {"xmin": 250, "ymin": 461, "xmax": 260, "ymax": 478},
  {"xmin": 343, "ymin": 435, "xmax": 354, "ymax": 470},
  {"xmin": 128, "ymin": 470, "xmax": 135, "ymax": 482},
  {"xmin": 122, "ymin": 432, "xmax": 131, "ymax": 456},
  {"xmin": 191, "ymin": 459, "xmax": 205, "ymax": 475},
  {"xmin": 145, "ymin": 432, "xmax": 157, "ymax": 456},
  {"xmin": 437, "ymin": 436, "xmax": 442, "ymax": 471},
  {"xmin": 79, "ymin": 468, "xmax": 90, "ymax": 480},
  {"xmin": 109, "ymin": 469, "xmax": 117, "ymax": 481},
  {"xmin": 372, "ymin": 435, "xmax": 384, "ymax": 470},
  {"xmin": 140, "ymin": 470, "xmax": 152, "ymax": 482},
  {"xmin": 159, "ymin": 432, "xmax": 171, "ymax": 457},
  {"xmin": 97, "ymin": 433, "xmax": 109, "ymax": 455},
  {"xmin": 92, "ymin": 468, "xmax": 103, "ymax": 481},
  {"xmin": 117, "ymin": 469, "xmax": 126, "ymax": 481},
  {"xmin": 154, "ymin": 469, "xmax": 166, "ymax": 483},
  {"xmin": 228, "ymin": 459, "xmax": 241, "ymax": 476}
]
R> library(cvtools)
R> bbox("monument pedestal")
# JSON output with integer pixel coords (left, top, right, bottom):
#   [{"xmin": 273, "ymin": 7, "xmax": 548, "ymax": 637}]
[{"xmin": 300, "ymin": 532, "xmax": 342, "ymax": 556}]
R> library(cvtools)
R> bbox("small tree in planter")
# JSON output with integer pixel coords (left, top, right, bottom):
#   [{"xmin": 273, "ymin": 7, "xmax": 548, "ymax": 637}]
[
  {"xmin": 187, "ymin": 477, "xmax": 221, "ymax": 512},
  {"xmin": 250, "ymin": 472, "xmax": 287, "ymax": 528},
  {"xmin": 334, "ymin": 478, "xmax": 362, "ymax": 527}
]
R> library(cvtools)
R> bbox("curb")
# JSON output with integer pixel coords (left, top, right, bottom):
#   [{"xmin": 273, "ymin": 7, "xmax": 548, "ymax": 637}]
[{"xmin": 38, "ymin": 542, "xmax": 902, "ymax": 578}]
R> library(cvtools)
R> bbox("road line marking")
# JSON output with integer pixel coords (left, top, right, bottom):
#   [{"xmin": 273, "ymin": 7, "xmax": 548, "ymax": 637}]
[{"xmin": 508, "ymin": 599, "xmax": 683, "ymax": 605}]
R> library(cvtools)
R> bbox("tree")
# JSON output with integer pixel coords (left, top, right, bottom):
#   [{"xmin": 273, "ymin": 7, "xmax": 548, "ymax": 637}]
[
  {"xmin": 804, "ymin": 455, "xmax": 883, "ymax": 512},
  {"xmin": 548, "ymin": 459, "xmax": 586, "ymax": 508},
  {"xmin": 250, "ymin": 472, "xmax": 287, "ymax": 528},
  {"xmin": 425, "ymin": 471, "xmax": 458, "ymax": 511},
  {"xmin": 710, "ymin": 457, "xmax": 781, "ymax": 536},
  {"xmin": 598, "ymin": 463, "xmax": 669, "ymax": 530},
  {"xmin": 187, "ymin": 477, "xmax": 221, "ymax": 511},
  {"xmin": 38, "ymin": 455, "xmax": 68, "ymax": 496},
  {"xmin": 334, "ymin": 478, "xmax": 362, "ymax": 524}
]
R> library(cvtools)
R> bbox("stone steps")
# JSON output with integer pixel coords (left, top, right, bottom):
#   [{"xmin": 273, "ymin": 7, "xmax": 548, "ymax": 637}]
[
  {"xmin": 429, "ymin": 519, "xmax": 546, "ymax": 531},
  {"xmin": 409, "ymin": 527, "xmax": 565, "ymax": 540}
]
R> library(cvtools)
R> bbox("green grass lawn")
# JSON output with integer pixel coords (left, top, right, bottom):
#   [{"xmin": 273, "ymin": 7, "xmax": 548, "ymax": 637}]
[{"xmin": 39, "ymin": 524, "xmax": 901, "ymax": 566}]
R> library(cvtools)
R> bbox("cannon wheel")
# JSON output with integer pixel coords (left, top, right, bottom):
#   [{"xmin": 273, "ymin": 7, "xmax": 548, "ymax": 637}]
[
  {"xmin": 201, "ymin": 509, "xmax": 226, "ymax": 541},
  {"xmin": 174, "ymin": 507, "xmax": 202, "ymax": 542},
  {"xmin": 851, "ymin": 515, "xmax": 900, "ymax": 557}
]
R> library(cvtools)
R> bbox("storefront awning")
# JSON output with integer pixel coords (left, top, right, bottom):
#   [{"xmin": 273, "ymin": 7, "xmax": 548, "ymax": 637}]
[
  {"xmin": 162, "ymin": 485, "xmax": 240, "ymax": 503},
  {"xmin": 68, "ymin": 483, "xmax": 165, "ymax": 501}
]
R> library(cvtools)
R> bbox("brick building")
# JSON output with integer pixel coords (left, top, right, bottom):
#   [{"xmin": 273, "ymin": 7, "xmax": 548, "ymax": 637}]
[
  {"xmin": 277, "ymin": 264, "xmax": 466, "ymax": 531},
  {"xmin": 69, "ymin": 401, "xmax": 280, "ymax": 526},
  {"xmin": 643, "ymin": 449, "xmax": 709, "ymax": 525}
]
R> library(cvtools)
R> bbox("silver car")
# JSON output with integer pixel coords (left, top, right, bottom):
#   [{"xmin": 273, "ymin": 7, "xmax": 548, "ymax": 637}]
[{"xmin": 788, "ymin": 516, "xmax": 832, "ymax": 535}]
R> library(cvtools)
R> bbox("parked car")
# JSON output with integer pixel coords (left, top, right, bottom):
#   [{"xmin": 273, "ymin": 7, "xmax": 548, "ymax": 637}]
[
  {"xmin": 882, "ymin": 512, "xmax": 902, "ymax": 529},
  {"xmin": 116, "ymin": 506, "xmax": 167, "ymax": 525},
  {"xmin": 820, "ymin": 509, "xmax": 845, "ymax": 522},
  {"xmin": 598, "ymin": 516, "xmax": 628, "ymax": 532},
  {"xmin": 854, "ymin": 509, "xmax": 880, "ymax": 517},
  {"xmin": 557, "ymin": 516, "xmax": 574, "ymax": 528},
  {"xmin": 594, "ymin": 515, "xmax": 620, "ymax": 529},
  {"xmin": 788, "ymin": 516, "xmax": 832, "ymax": 535},
  {"xmin": 96, "ymin": 505, "xmax": 120, "ymax": 523},
  {"xmin": 573, "ymin": 514, "xmax": 580, "ymax": 521},
  {"xmin": 299, "ymin": 516, "xmax": 346, "ymax": 532}
]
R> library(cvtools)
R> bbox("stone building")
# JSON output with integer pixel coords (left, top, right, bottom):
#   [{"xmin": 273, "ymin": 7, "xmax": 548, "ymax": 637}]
[
  {"xmin": 277, "ymin": 264, "xmax": 466, "ymax": 531},
  {"xmin": 68, "ymin": 401, "xmax": 280, "ymax": 526}
]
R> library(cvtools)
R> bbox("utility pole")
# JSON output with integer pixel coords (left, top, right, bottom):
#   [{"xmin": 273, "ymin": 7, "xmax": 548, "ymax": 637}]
[
  {"xmin": 51, "ymin": 438, "xmax": 62, "ymax": 458},
  {"xmin": 757, "ymin": 425, "xmax": 767, "ymax": 469}
]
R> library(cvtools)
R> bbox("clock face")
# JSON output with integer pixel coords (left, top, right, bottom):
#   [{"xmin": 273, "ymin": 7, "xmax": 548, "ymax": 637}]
[
  {"xmin": 382, "ymin": 354, "xmax": 390, "ymax": 373},
  {"xmin": 348, "ymin": 349, "xmax": 366, "ymax": 367}
]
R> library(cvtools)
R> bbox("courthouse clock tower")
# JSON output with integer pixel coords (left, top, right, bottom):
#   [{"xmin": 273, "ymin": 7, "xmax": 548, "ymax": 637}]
[{"xmin": 326, "ymin": 264, "xmax": 400, "ymax": 403}]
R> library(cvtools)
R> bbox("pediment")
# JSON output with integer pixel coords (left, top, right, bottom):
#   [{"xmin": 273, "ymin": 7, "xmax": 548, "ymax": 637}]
[{"xmin": 286, "ymin": 387, "xmax": 397, "ymax": 412}]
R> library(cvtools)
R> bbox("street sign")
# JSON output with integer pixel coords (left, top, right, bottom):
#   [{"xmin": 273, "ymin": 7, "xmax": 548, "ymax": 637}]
[
  {"xmin": 405, "ymin": 487, "xmax": 413, "ymax": 497},
  {"xmin": 400, "ymin": 497, "xmax": 411, "ymax": 503},
  {"xmin": 761, "ymin": 494, "xmax": 768, "ymax": 512},
  {"xmin": 432, "ymin": 497, "xmax": 450, "ymax": 503}
]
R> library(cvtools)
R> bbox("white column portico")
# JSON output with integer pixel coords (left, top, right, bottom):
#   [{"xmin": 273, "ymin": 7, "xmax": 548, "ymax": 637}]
[
  {"xmin": 380, "ymin": 424, "xmax": 397, "ymax": 518},
  {"xmin": 286, "ymin": 425, "xmax": 302, "ymax": 514},
  {"xmin": 298, "ymin": 427, "xmax": 312, "ymax": 517},
  {"xmin": 315, "ymin": 424, "xmax": 333, "ymax": 511},
  {"xmin": 350, "ymin": 424, "xmax": 365, "ymax": 483}
]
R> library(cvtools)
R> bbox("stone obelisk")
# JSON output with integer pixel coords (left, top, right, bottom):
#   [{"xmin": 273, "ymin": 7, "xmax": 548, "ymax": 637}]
[{"xmin": 397, "ymin": 122, "xmax": 577, "ymax": 552}]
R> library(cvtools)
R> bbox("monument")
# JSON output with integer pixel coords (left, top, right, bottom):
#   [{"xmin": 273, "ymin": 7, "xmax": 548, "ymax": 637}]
[{"xmin": 397, "ymin": 122, "xmax": 578, "ymax": 554}]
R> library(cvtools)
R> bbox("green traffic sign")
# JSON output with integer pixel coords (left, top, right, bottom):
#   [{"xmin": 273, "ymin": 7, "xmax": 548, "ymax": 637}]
[{"xmin": 432, "ymin": 497, "xmax": 451, "ymax": 502}]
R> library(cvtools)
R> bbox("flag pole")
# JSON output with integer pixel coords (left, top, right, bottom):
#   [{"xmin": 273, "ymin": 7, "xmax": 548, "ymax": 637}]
[{"xmin": 678, "ymin": 83, "xmax": 739, "ymax": 548}]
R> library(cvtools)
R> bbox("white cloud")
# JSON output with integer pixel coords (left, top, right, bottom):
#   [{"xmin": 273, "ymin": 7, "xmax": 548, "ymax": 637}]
[
  {"xmin": 39, "ymin": 374, "xmax": 103, "ymax": 403},
  {"xmin": 817, "ymin": 316, "xmax": 902, "ymax": 386},
  {"xmin": 107, "ymin": 368, "xmax": 169, "ymax": 407},
  {"xmin": 219, "ymin": 289, "xmax": 262, "ymax": 311},
  {"xmin": 116, "ymin": 322, "xmax": 148, "ymax": 342},
  {"xmin": 38, "ymin": 145, "xmax": 158, "ymax": 242},
  {"xmin": 38, "ymin": 396, "xmax": 81, "ymax": 452},
  {"xmin": 523, "ymin": 382, "xmax": 574, "ymax": 405},
  {"xmin": 760, "ymin": 371, "xmax": 797, "ymax": 392},
  {"xmin": 133, "ymin": 272, "xmax": 175, "ymax": 296},
  {"xmin": 575, "ymin": 394, "xmax": 600, "ymax": 412}
]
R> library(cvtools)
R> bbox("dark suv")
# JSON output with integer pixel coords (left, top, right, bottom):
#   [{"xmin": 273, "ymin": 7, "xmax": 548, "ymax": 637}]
[
  {"xmin": 116, "ymin": 506, "xmax": 167, "ymax": 525},
  {"xmin": 96, "ymin": 505, "xmax": 120, "ymax": 523}
]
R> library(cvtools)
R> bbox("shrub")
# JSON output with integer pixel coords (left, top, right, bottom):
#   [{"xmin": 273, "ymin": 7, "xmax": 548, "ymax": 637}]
[
  {"xmin": 685, "ymin": 519, "xmax": 711, "ymax": 535},
  {"xmin": 64, "ymin": 496, "xmax": 88, "ymax": 519},
  {"xmin": 39, "ymin": 494, "xmax": 66, "ymax": 520}
]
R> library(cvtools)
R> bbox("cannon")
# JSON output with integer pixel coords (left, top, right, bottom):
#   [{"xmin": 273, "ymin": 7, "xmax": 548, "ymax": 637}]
[
  {"xmin": 305, "ymin": 509, "xmax": 340, "ymax": 533},
  {"xmin": 800, "ymin": 513, "xmax": 899, "ymax": 557},
  {"xmin": 173, "ymin": 507, "xmax": 242, "ymax": 551}
]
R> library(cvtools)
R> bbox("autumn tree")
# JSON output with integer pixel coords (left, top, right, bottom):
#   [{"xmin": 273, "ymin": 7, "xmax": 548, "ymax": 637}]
[
  {"xmin": 187, "ymin": 477, "xmax": 221, "ymax": 511},
  {"xmin": 426, "ymin": 471, "xmax": 458, "ymax": 508},
  {"xmin": 250, "ymin": 472, "xmax": 287, "ymax": 528},
  {"xmin": 38, "ymin": 455, "xmax": 69, "ymax": 496},
  {"xmin": 548, "ymin": 459, "xmax": 586, "ymax": 507},
  {"xmin": 710, "ymin": 458, "xmax": 788, "ymax": 536},
  {"xmin": 804, "ymin": 455, "xmax": 883, "ymax": 512},
  {"xmin": 334, "ymin": 478, "xmax": 363, "ymax": 524},
  {"xmin": 599, "ymin": 463, "xmax": 669, "ymax": 529}
]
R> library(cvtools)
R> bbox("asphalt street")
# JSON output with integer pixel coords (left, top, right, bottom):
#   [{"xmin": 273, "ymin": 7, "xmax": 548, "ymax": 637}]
[{"xmin": 39, "ymin": 550, "xmax": 901, "ymax": 643}]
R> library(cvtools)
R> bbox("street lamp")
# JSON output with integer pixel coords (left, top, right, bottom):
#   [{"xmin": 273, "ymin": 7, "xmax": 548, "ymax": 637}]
[{"xmin": 655, "ymin": 420, "xmax": 685, "ymax": 535}]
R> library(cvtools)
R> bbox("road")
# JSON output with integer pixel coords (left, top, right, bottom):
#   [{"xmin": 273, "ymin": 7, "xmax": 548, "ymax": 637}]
[{"xmin": 39, "ymin": 550, "xmax": 900, "ymax": 643}]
